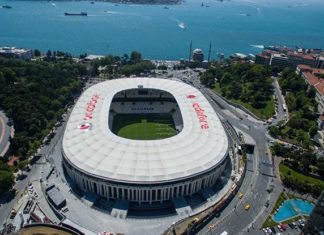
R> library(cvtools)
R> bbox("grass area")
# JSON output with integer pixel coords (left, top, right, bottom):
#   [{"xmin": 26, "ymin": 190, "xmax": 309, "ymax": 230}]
[
  {"xmin": 212, "ymin": 84, "xmax": 275, "ymax": 119},
  {"xmin": 279, "ymin": 163, "xmax": 324, "ymax": 189},
  {"xmin": 263, "ymin": 216, "xmax": 278, "ymax": 228},
  {"xmin": 213, "ymin": 83, "xmax": 222, "ymax": 95},
  {"xmin": 20, "ymin": 226, "xmax": 74, "ymax": 235},
  {"xmin": 262, "ymin": 193, "xmax": 287, "ymax": 228},
  {"xmin": 112, "ymin": 113, "xmax": 176, "ymax": 140}
]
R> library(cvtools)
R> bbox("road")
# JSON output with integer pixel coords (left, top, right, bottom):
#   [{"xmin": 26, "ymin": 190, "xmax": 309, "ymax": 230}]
[
  {"xmin": 0, "ymin": 110, "xmax": 69, "ymax": 228},
  {"xmin": 0, "ymin": 110, "xmax": 11, "ymax": 157},
  {"xmin": 181, "ymin": 74, "xmax": 284, "ymax": 234},
  {"xmin": 271, "ymin": 77, "xmax": 289, "ymax": 125}
]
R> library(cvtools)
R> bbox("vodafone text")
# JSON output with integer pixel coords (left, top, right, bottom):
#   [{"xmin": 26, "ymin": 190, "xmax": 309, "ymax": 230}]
[
  {"xmin": 84, "ymin": 94, "xmax": 100, "ymax": 120},
  {"xmin": 192, "ymin": 103, "xmax": 209, "ymax": 129}
]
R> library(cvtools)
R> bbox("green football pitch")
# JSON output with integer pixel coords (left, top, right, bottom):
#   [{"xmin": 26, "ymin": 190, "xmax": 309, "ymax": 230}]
[{"xmin": 112, "ymin": 114, "xmax": 177, "ymax": 140}]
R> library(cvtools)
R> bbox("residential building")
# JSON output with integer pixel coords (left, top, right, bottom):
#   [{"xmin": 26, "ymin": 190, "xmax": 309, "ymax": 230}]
[
  {"xmin": 269, "ymin": 54, "xmax": 294, "ymax": 69},
  {"xmin": 315, "ymin": 83, "xmax": 324, "ymax": 115},
  {"xmin": 316, "ymin": 56, "xmax": 324, "ymax": 69},
  {"xmin": 255, "ymin": 47, "xmax": 321, "ymax": 69},
  {"xmin": 0, "ymin": 47, "xmax": 32, "ymax": 60},
  {"xmin": 255, "ymin": 54, "xmax": 270, "ymax": 65}
]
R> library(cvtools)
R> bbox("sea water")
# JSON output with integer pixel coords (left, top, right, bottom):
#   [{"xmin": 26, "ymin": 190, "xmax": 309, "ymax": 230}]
[{"xmin": 0, "ymin": 0, "xmax": 324, "ymax": 59}]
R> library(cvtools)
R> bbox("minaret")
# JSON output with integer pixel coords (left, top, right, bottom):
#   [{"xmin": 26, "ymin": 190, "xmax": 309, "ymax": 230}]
[
  {"xmin": 208, "ymin": 42, "xmax": 212, "ymax": 63},
  {"xmin": 188, "ymin": 40, "xmax": 192, "ymax": 63}
]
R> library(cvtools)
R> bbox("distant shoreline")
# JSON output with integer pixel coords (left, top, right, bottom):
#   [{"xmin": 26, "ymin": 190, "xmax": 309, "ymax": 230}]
[{"xmin": 30, "ymin": 0, "xmax": 183, "ymax": 5}]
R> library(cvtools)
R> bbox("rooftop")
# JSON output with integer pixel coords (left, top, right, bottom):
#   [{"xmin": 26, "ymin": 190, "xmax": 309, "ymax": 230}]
[
  {"xmin": 315, "ymin": 83, "xmax": 324, "ymax": 95},
  {"xmin": 62, "ymin": 78, "xmax": 229, "ymax": 183},
  {"xmin": 0, "ymin": 46, "xmax": 30, "ymax": 54}
]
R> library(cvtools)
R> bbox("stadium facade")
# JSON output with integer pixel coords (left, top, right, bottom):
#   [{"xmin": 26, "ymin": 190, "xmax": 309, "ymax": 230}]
[{"xmin": 62, "ymin": 78, "xmax": 229, "ymax": 204}]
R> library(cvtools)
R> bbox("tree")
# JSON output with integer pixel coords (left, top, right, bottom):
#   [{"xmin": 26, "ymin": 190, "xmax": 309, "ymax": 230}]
[
  {"xmin": 34, "ymin": 49, "xmax": 41, "ymax": 57},
  {"xmin": 0, "ymin": 170, "xmax": 14, "ymax": 195},
  {"xmin": 18, "ymin": 160, "xmax": 28, "ymax": 171},
  {"xmin": 309, "ymin": 124, "xmax": 318, "ymax": 137},
  {"xmin": 296, "ymin": 130, "xmax": 306, "ymax": 144},
  {"xmin": 46, "ymin": 50, "xmax": 52, "ymax": 58},
  {"xmin": 2, "ymin": 68, "xmax": 16, "ymax": 84},
  {"xmin": 130, "ymin": 51, "xmax": 142, "ymax": 64},
  {"xmin": 286, "ymin": 92, "xmax": 296, "ymax": 111}
]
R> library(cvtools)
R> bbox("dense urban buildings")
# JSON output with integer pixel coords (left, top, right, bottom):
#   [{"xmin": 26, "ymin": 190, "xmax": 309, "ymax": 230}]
[
  {"xmin": 0, "ymin": 47, "xmax": 32, "ymax": 60},
  {"xmin": 255, "ymin": 46, "xmax": 324, "ymax": 69}
]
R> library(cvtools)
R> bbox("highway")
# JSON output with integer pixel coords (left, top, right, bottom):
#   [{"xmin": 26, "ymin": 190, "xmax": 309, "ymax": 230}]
[
  {"xmin": 0, "ymin": 111, "xmax": 68, "ymax": 228},
  {"xmin": 186, "ymin": 75, "xmax": 283, "ymax": 234}
]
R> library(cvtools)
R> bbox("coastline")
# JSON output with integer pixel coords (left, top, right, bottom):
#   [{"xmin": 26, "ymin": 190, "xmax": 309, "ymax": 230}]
[{"xmin": 26, "ymin": 0, "xmax": 183, "ymax": 5}]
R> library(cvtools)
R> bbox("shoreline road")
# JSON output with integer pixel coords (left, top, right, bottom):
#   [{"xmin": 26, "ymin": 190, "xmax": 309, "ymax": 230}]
[{"xmin": 0, "ymin": 110, "xmax": 11, "ymax": 157}]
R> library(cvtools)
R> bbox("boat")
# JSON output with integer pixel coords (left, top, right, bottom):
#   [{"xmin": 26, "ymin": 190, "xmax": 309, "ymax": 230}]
[
  {"xmin": 163, "ymin": 6, "xmax": 169, "ymax": 9},
  {"xmin": 64, "ymin": 12, "xmax": 87, "ymax": 16},
  {"xmin": 2, "ymin": 5, "xmax": 12, "ymax": 9},
  {"xmin": 90, "ymin": 1, "xmax": 95, "ymax": 4},
  {"xmin": 178, "ymin": 22, "xmax": 186, "ymax": 29}
]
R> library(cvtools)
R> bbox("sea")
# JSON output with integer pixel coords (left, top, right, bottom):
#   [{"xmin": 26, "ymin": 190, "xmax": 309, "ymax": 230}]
[{"xmin": 0, "ymin": 0, "xmax": 324, "ymax": 60}]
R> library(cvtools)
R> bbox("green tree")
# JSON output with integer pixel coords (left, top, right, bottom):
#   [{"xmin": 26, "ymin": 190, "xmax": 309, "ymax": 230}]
[
  {"xmin": 130, "ymin": 51, "xmax": 142, "ymax": 64},
  {"xmin": 18, "ymin": 160, "xmax": 28, "ymax": 171},
  {"xmin": 0, "ymin": 170, "xmax": 15, "ymax": 195},
  {"xmin": 309, "ymin": 124, "xmax": 318, "ymax": 137},
  {"xmin": 34, "ymin": 49, "xmax": 41, "ymax": 57}
]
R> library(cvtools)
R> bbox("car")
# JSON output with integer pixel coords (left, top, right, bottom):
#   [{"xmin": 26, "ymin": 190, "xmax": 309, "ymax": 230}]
[
  {"xmin": 288, "ymin": 223, "xmax": 294, "ymax": 229},
  {"xmin": 245, "ymin": 204, "xmax": 251, "ymax": 210},
  {"xmin": 215, "ymin": 212, "xmax": 221, "ymax": 217},
  {"xmin": 239, "ymin": 192, "xmax": 243, "ymax": 199},
  {"xmin": 298, "ymin": 219, "xmax": 305, "ymax": 227},
  {"xmin": 264, "ymin": 201, "xmax": 269, "ymax": 207},
  {"xmin": 262, "ymin": 228, "xmax": 269, "ymax": 234},
  {"xmin": 292, "ymin": 221, "xmax": 297, "ymax": 228},
  {"xmin": 270, "ymin": 227, "xmax": 276, "ymax": 234},
  {"xmin": 62, "ymin": 207, "xmax": 69, "ymax": 213},
  {"xmin": 277, "ymin": 225, "xmax": 283, "ymax": 232}
]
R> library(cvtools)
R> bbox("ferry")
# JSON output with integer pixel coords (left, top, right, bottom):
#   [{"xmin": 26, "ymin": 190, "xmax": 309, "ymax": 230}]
[{"xmin": 64, "ymin": 12, "xmax": 87, "ymax": 16}]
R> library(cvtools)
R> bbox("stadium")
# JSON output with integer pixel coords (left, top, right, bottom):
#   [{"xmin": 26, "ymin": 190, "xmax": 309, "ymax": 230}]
[{"xmin": 62, "ymin": 77, "xmax": 229, "ymax": 204}]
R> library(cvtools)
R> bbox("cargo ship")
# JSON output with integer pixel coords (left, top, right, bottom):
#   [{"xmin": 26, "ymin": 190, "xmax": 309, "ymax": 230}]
[{"xmin": 64, "ymin": 12, "xmax": 87, "ymax": 16}]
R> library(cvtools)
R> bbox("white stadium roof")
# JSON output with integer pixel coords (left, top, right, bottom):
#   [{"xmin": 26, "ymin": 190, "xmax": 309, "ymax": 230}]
[{"xmin": 63, "ymin": 78, "xmax": 228, "ymax": 183}]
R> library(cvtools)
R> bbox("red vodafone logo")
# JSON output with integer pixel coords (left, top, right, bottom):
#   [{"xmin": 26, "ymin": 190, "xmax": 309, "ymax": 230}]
[
  {"xmin": 84, "ymin": 94, "xmax": 100, "ymax": 120},
  {"xmin": 192, "ymin": 102, "xmax": 209, "ymax": 129},
  {"xmin": 187, "ymin": 94, "xmax": 196, "ymax": 99},
  {"xmin": 78, "ymin": 123, "xmax": 92, "ymax": 131}
]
